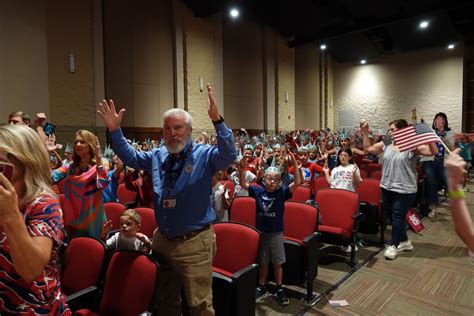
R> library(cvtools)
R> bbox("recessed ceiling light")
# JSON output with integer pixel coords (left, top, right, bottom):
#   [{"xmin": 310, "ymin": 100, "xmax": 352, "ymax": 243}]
[
  {"xmin": 419, "ymin": 20, "xmax": 429, "ymax": 29},
  {"xmin": 229, "ymin": 8, "xmax": 239, "ymax": 18},
  {"xmin": 320, "ymin": 44, "xmax": 327, "ymax": 50},
  {"xmin": 447, "ymin": 44, "xmax": 455, "ymax": 49},
  {"xmin": 360, "ymin": 59, "xmax": 366, "ymax": 64}
]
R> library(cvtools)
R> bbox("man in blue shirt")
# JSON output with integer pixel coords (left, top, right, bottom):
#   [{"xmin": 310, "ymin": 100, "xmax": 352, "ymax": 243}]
[{"xmin": 97, "ymin": 84, "xmax": 236, "ymax": 315}]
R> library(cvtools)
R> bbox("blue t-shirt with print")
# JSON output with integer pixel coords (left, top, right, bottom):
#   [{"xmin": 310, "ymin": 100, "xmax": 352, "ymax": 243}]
[{"xmin": 249, "ymin": 184, "xmax": 292, "ymax": 233}]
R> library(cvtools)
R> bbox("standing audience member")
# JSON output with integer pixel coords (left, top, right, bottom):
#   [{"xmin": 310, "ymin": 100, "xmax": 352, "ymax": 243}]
[
  {"xmin": 458, "ymin": 134, "xmax": 472, "ymax": 191},
  {"xmin": 362, "ymin": 119, "xmax": 438, "ymax": 260},
  {"xmin": 424, "ymin": 112, "xmax": 456, "ymax": 218},
  {"xmin": 238, "ymin": 152, "xmax": 301, "ymax": 306},
  {"xmin": 51, "ymin": 130, "xmax": 109, "ymax": 238},
  {"xmin": 444, "ymin": 149, "xmax": 474, "ymax": 263},
  {"xmin": 7, "ymin": 111, "xmax": 31, "ymax": 126},
  {"xmin": 97, "ymin": 84, "xmax": 236, "ymax": 315},
  {"xmin": 0, "ymin": 124, "xmax": 70, "ymax": 315}
]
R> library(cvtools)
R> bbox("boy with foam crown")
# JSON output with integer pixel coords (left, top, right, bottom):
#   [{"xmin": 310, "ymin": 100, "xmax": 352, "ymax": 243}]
[{"xmin": 238, "ymin": 150, "xmax": 301, "ymax": 306}]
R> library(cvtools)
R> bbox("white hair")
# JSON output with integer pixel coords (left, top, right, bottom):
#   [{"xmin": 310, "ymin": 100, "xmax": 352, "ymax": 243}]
[{"xmin": 163, "ymin": 109, "xmax": 193, "ymax": 128}]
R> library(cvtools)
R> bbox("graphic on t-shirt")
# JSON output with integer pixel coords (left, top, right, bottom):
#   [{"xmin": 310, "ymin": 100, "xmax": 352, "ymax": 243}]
[
  {"xmin": 301, "ymin": 167, "xmax": 311, "ymax": 182},
  {"xmin": 260, "ymin": 194, "xmax": 276, "ymax": 217}
]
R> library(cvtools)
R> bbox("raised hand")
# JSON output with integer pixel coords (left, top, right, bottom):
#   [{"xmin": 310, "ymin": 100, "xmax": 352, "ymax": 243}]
[
  {"xmin": 444, "ymin": 149, "xmax": 467, "ymax": 185},
  {"xmin": 35, "ymin": 113, "xmax": 46, "ymax": 126},
  {"xmin": 97, "ymin": 99, "xmax": 126, "ymax": 132},
  {"xmin": 45, "ymin": 134, "xmax": 58, "ymax": 152},
  {"xmin": 0, "ymin": 172, "xmax": 20, "ymax": 223},
  {"xmin": 207, "ymin": 84, "xmax": 220, "ymax": 121}
]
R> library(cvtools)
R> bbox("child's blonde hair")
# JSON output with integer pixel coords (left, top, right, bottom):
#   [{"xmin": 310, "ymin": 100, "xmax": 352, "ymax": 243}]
[{"xmin": 122, "ymin": 209, "xmax": 142, "ymax": 225}]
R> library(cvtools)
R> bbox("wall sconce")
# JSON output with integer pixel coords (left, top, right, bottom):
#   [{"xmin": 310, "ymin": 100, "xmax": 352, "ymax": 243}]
[
  {"xmin": 199, "ymin": 76, "xmax": 204, "ymax": 92},
  {"xmin": 285, "ymin": 91, "xmax": 288, "ymax": 103},
  {"xmin": 68, "ymin": 54, "xmax": 76, "ymax": 73}
]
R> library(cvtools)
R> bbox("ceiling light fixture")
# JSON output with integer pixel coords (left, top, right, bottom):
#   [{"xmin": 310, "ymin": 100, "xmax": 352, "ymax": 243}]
[
  {"xmin": 447, "ymin": 44, "xmax": 455, "ymax": 49},
  {"xmin": 419, "ymin": 20, "xmax": 429, "ymax": 29},
  {"xmin": 229, "ymin": 8, "xmax": 239, "ymax": 18},
  {"xmin": 360, "ymin": 59, "xmax": 366, "ymax": 64},
  {"xmin": 320, "ymin": 44, "xmax": 327, "ymax": 50}
]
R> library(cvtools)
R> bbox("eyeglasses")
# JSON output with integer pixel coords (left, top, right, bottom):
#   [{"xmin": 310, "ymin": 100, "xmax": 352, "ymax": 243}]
[{"xmin": 264, "ymin": 177, "xmax": 281, "ymax": 183}]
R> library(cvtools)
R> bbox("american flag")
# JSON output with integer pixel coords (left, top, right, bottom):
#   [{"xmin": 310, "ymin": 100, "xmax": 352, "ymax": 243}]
[{"xmin": 391, "ymin": 123, "xmax": 440, "ymax": 152}]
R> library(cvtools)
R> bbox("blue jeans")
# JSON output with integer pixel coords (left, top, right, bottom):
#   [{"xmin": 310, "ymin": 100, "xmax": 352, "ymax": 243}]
[
  {"xmin": 422, "ymin": 160, "xmax": 439, "ymax": 205},
  {"xmin": 381, "ymin": 188, "xmax": 417, "ymax": 246}
]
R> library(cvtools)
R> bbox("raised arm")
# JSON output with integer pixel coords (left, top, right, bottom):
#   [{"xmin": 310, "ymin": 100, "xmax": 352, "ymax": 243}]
[
  {"xmin": 237, "ymin": 158, "xmax": 249, "ymax": 191},
  {"xmin": 289, "ymin": 152, "xmax": 301, "ymax": 193},
  {"xmin": 361, "ymin": 122, "xmax": 384, "ymax": 154}
]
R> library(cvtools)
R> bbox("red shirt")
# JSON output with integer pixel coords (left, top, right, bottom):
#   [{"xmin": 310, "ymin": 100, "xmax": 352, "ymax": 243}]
[{"xmin": 289, "ymin": 162, "xmax": 323, "ymax": 189}]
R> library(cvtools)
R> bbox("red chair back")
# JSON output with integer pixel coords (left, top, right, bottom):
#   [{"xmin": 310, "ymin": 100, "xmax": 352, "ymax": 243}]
[
  {"xmin": 356, "ymin": 179, "xmax": 381, "ymax": 206},
  {"xmin": 220, "ymin": 180, "xmax": 235, "ymax": 200},
  {"xmin": 213, "ymin": 222, "xmax": 260, "ymax": 274},
  {"xmin": 313, "ymin": 176, "xmax": 329, "ymax": 192},
  {"xmin": 104, "ymin": 202, "xmax": 127, "ymax": 230},
  {"xmin": 315, "ymin": 188, "xmax": 360, "ymax": 238},
  {"xmin": 359, "ymin": 169, "xmax": 368, "ymax": 179},
  {"xmin": 229, "ymin": 197, "xmax": 256, "ymax": 228},
  {"xmin": 134, "ymin": 207, "xmax": 157, "ymax": 238},
  {"xmin": 290, "ymin": 185, "xmax": 312, "ymax": 202},
  {"xmin": 99, "ymin": 251, "xmax": 158, "ymax": 315},
  {"xmin": 367, "ymin": 163, "xmax": 382, "ymax": 176},
  {"xmin": 62, "ymin": 237, "xmax": 106, "ymax": 296},
  {"xmin": 283, "ymin": 201, "xmax": 318, "ymax": 241},
  {"xmin": 369, "ymin": 170, "xmax": 382, "ymax": 180},
  {"xmin": 117, "ymin": 183, "xmax": 138, "ymax": 204}
]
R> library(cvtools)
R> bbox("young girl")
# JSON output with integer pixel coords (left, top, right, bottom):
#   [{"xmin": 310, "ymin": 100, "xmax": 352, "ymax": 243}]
[
  {"xmin": 238, "ymin": 152, "xmax": 301, "ymax": 306},
  {"xmin": 101, "ymin": 209, "xmax": 152, "ymax": 252},
  {"xmin": 324, "ymin": 147, "xmax": 362, "ymax": 192}
]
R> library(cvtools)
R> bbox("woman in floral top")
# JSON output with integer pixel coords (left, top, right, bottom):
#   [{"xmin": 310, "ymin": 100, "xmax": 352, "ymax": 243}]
[{"xmin": 0, "ymin": 124, "xmax": 70, "ymax": 315}]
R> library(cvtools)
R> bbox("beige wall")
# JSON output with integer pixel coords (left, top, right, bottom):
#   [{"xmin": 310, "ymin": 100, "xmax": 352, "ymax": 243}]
[
  {"xmin": 295, "ymin": 43, "xmax": 320, "ymax": 130},
  {"xmin": 333, "ymin": 48, "xmax": 464, "ymax": 132},
  {"xmin": 0, "ymin": 0, "xmax": 49, "ymax": 123},
  {"xmin": 223, "ymin": 19, "xmax": 264, "ymax": 130},
  {"xmin": 276, "ymin": 36, "xmax": 295, "ymax": 131},
  {"xmin": 104, "ymin": 0, "xmax": 174, "ymax": 129}
]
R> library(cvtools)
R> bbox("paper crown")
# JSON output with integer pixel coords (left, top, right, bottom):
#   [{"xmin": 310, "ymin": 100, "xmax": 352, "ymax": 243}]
[
  {"xmin": 298, "ymin": 145, "xmax": 309, "ymax": 153},
  {"xmin": 103, "ymin": 144, "xmax": 115, "ymax": 159},
  {"xmin": 272, "ymin": 143, "xmax": 281, "ymax": 150},
  {"xmin": 243, "ymin": 144, "xmax": 254, "ymax": 151},
  {"xmin": 64, "ymin": 143, "xmax": 73, "ymax": 153},
  {"xmin": 264, "ymin": 155, "xmax": 281, "ymax": 176}
]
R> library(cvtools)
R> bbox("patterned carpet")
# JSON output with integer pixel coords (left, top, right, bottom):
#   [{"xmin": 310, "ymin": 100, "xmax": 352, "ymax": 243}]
[{"xmin": 256, "ymin": 181, "xmax": 474, "ymax": 315}]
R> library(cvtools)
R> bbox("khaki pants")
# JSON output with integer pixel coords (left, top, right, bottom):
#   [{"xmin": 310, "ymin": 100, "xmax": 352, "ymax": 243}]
[{"xmin": 152, "ymin": 227, "xmax": 216, "ymax": 316}]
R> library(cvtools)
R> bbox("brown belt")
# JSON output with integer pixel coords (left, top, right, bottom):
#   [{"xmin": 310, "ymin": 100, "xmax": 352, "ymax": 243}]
[{"xmin": 161, "ymin": 224, "xmax": 211, "ymax": 242}]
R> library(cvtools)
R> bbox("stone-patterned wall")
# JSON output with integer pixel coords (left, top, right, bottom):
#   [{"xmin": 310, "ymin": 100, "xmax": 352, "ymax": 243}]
[
  {"xmin": 276, "ymin": 36, "xmax": 295, "ymax": 132},
  {"xmin": 333, "ymin": 48, "xmax": 463, "ymax": 133}
]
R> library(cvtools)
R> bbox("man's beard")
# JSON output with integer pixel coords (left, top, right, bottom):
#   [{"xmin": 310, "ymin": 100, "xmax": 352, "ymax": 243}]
[{"xmin": 166, "ymin": 137, "xmax": 191, "ymax": 154}]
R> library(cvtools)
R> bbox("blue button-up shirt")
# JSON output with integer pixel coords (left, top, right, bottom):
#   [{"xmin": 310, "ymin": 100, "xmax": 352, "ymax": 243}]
[{"xmin": 110, "ymin": 122, "xmax": 236, "ymax": 237}]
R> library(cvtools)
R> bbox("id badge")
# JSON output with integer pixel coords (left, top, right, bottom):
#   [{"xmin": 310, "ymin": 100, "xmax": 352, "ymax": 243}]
[{"xmin": 163, "ymin": 198, "xmax": 176, "ymax": 208}]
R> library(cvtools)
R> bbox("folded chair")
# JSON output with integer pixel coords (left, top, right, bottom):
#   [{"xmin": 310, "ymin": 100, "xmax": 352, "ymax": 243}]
[
  {"xmin": 315, "ymin": 188, "xmax": 362, "ymax": 267},
  {"xmin": 212, "ymin": 222, "xmax": 260, "ymax": 316},
  {"xmin": 134, "ymin": 207, "xmax": 158, "ymax": 238},
  {"xmin": 282, "ymin": 201, "xmax": 320, "ymax": 301},
  {"xmin": 62, "ymin": 237, "xmax": 107, "ymax": 298},
  {"xmin": 229, "ymin": 196, "xmax": 256, "ymax": 228},
  {"xmin": 355, "ymin": 179, "xmax": 384, "ymax": 243},
  {"xmin": 104, "ymin": 202, "xmax": 127, "ymax": 231},
  {"xmin": 70, "ymin": 250, "xmax": 159, "ymax": 315}
]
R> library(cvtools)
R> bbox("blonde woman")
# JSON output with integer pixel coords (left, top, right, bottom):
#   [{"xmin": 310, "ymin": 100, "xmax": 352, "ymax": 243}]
[
  {"xmin": 52, "ymin": 130, "xmax": 109, "ymax": 238},
  {"xmin": 0, "ymin": 124, "xmax": 70, "ymax": 314}
]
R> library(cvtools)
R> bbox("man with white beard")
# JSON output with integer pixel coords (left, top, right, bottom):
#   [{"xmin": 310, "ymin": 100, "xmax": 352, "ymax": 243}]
[{"xmin": 97, "ymin": 84, "xmax": 236, "ymax": 315}]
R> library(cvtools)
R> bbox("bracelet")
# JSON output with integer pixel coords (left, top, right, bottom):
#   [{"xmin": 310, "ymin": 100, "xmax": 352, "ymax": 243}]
[{"xmin": 447, "ymin": 189, "xmax": 465, "ymax": 199}]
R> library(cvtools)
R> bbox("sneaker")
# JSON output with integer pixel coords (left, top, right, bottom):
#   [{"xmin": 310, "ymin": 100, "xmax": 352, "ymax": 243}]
[
  {"xmin": 275, "ymin": 287, "xmax": 290, "ymax": 306},
  {"xmin": 428, "ymin": 211, "xmax": 437, "ymax": 218},
  {"xmin": 397, "ymin": 240, "xmax": 414, "ymax": 252},
  {"xmin": 384, "ymin": 245, "xmax": 398, "ymax": 260},
  {"xmin": 341, "ymin": 244, "xmax": 358, "ymax": 253},
  {"xmin": 255, "ymin": 284, "xmax": 267, "ymax": 299}
]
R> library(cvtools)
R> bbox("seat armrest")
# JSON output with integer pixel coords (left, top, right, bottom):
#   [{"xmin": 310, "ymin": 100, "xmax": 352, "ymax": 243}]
[
  {"xmin": 232, "ymin": 263, "xmax": 259, "ymax": 279},
  {"xmin": 66, "ymin": 286, "xmax": 99, "ymax": 312},
  {"xmin": 352, "ymin": 212, "xmax": 364, "ymax": 221}
]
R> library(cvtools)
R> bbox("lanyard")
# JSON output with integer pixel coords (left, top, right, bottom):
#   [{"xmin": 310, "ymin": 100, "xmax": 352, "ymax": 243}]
[{"xmin": 163, "ymin": 144, "xmax": 193, "ymax": 195}]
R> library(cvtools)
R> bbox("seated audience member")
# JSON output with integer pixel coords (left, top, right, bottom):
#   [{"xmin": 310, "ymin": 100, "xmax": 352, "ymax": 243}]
[
  {"xmin": 124, "ymin": 167, "xmax": 154, "ymax": 207},
  {"xmin": 7, "ymin": 111, "xmax": 31, "ymax": 126},
  {"xmin": 101, "ymin": 209, "xmax": 152, "ymax": 252},
  {"xmin": 62, "ymin": 143, "xmax": 73, "ymax": 167},
  {"xmin": 444, "ymin": 149, "xmax": 474, "ymax": 263},
  {"xmin": 0, "ymin": 124, "xmax": 70, "ymax": 314}
]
